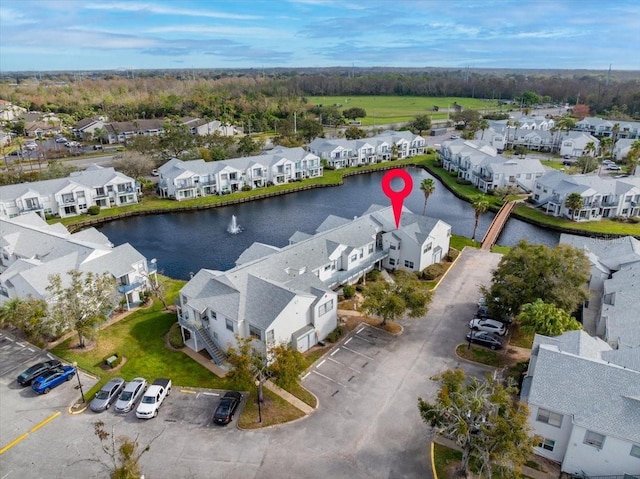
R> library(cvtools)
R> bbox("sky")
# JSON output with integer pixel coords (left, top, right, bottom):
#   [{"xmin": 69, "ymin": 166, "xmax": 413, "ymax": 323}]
[{"xmin": 0, "ymin": 0, "xmax": 639, "ymax": 72}]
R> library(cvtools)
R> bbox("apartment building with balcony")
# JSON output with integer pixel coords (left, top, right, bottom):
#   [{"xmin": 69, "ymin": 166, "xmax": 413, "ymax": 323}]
[
  {"xmin": 0, "ymin": 212, "xmax": 155, "ymax": 310},
  {"xmin": 157, "ymin": 146, "xmax": 322, "ymax": 201},
  {"xmin": 0, "ymin": 165, "xmax": 140, "ymax": 219},
  {"xmin": 532, "ymin": 171, "xmax": 640, "ymax": 221},
  {"xmin": 176, "ymin": 205, "xmax": 450, "ymax": 362}
]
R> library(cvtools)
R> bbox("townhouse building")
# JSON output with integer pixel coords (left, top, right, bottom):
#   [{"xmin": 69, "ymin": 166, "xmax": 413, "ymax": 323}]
[
  {"xmin": 559, "ymin": 131, "xmax": 600, "ymax": 158},
  {"xmin": 476, "ymin": 117, "xmax": 556, "ymax": 152},
  {"xmin": 522, "ymin": 330, "xmax": 640, "ymax": 476},
  {"xmin": 575, "ymin": 117, "xmax": 640, "ymax": 140},
  {"xmin": 440, "ymin": 139, "xmax": 546, "ymax": 193},
  {"xmin": 156, "ymin": 147, "xmax": 322, "ymax": 200},
  {"xmin": 308, "ymin": 130, "xmax": 425, "ymax": 169},
  {"xmin": 0, "ymin": 213, "xmax": 155, "ymax": 310},
  {"xmin": 613, "ymin": 138, "xmax": 637, "ymax": 162},
  {"xmin": 0, "ymin": 165, "xmax": 140, "ymax": 219},
  {"xmin": 532, "ymin": 171, "xmax": 640, "ymax": 221},
  {"xmin": 176, "ymin": 205, "xmax": 450, "ymax": 362},
  {"xmin": 560, "ymin": 234, "xmax": 640, "ymax": 347}
]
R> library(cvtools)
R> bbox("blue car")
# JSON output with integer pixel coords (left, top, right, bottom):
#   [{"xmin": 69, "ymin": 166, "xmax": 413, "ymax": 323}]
[{"xmin": 31, "ymin": 365, "xmax": 75, "ymax": 394}]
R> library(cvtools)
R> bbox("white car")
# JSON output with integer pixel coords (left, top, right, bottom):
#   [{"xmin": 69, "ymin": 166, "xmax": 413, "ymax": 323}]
[
  {"xmin": 114, "ymin": 377, "xmax": 147, "ymax": 413},
  {"xmin": 469, "ymin": 318, "xmax": 507, "ymax": 336}
]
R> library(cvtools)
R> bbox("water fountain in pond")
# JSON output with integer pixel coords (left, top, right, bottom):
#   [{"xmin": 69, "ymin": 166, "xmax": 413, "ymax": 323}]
[{"xmin": 227, "ymin": 215, "xmax": 242, "ymax": 234}]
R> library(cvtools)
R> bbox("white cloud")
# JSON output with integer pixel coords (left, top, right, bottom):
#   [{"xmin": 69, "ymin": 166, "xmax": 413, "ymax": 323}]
[
  {"xmin": 146, "ymin": 25, "xmax": 281, "ymax": 38},
  {"xmin": 0, "ymin": 7, "xmax": 37, "ymax": 25},
  {"xmin": 84, "ymin": 2, "xmax": 260, "ymax": 20}
]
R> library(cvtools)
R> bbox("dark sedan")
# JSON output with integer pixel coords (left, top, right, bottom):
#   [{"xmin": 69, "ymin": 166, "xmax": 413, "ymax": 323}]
[
  {"xmin": 17, "ymin": 359, "xmax": 62, "ymax": 386},
  {"xmin": 466, "ymin": 331, "xmax": 503, "ymax": 350},
  {"xmin": 213, "ymin": 392, "xmax": 242, "ymax": 425}
]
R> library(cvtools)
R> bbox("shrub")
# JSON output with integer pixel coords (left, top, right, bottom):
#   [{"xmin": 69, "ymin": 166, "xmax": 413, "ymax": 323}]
[
  {"xmin": 241, "ymin": 185, "xmax": 252, "ymax": 191},
  {"xmin": 446, "ymin": 248, "xmax": 459, "ymax": 262},
  {"xmin": 355, "ymin": 284, "xmax": 365, "ymax": 292},
  {"xmin": 342, "ymin": 285, "xmax": 356, "ymax": 299},
  {"xmin": 366, "ymin": 269, "xmax": 382, "ymax": 282},
  {"xmin": 87, "ymin": 205, "xmax": 101, "ymax": 215},
  {"xmin": 629, "ymin": 216, "xmax": 639, "ymax": 224},
  {"xmin": 422, "ymin": 263, "xmax": 445, "ymax": 280},
  {"xmin": 326, "ymin": 325, "xmax": 345, "ymax": 343},
  {"xmin": 455, "ymin": 178, "xmax": 472, "ymax": 185},
  {"xmin": 167, "ymin": 322, "xmax": 184, "ymax": 349}
]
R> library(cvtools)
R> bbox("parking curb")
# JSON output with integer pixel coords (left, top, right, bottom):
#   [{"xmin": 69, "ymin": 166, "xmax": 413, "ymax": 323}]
[
  {"xmin": 68, "ymin": 401, "xmax": 88, "ymax": 415},
  {"xmin": 453, "ymin": 343, "xmax": 499, "ymax": 370}
]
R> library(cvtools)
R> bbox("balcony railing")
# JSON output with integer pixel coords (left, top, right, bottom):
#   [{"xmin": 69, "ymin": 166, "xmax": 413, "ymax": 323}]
[
  {"xmin": 117, "ymin": 281, "xmax": 143, "ymax": 294},
  {"xmin": 327, "ymin": 249, "xmax": 389, "ymax": 288}
]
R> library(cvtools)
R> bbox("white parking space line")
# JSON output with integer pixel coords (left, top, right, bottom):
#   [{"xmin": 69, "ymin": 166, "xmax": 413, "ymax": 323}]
[
  {"xmin": 353, "ymin": 334, "xmax": 374, "ymax": 344},
  {"xmin": 316, "ymin": 359, "xmax": 326, "ymax": 368},
  {"xmin": 330, "ymin": 348, "xmax": 340, "ymax": 356},
  {"xmin": 5, "ymin": 337, "xmax": 14, "ymax": 342},
  {"xmin": 301, "ymin": 372, "xmax": 310, "ymax": 380},
  {"xmin": 342, "ymin": 345, "xmax": 376, "ymax": 361},
  {"xmin": 327, "ymin": 356, "xmax": 361, "ymax": 374},
  {"xmin": 201, "ymin": 392, "xmax": 219, "ymax": 396},
  {"xmin": 311, "ymin": 370, "xmax": 347, "ymax": 388},
  {"xmin": 344, "ymin": 338, "xmax": 352, "ymax": 345},
  {"xmin": 356, "ymin": 327, "xmax": 366, "ymax": 335},
  {"xmin": 15, "ymin": 343, "xmax": 25, "ymax": 347},
  {"xmin": 27, "ymin": 348, "xmax": 34, "ymax": 352}
]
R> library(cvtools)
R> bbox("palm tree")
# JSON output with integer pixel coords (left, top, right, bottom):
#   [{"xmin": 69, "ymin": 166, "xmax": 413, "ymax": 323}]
[
  {"xmin": 584, "ymin": 141, "xmax": 597, "ymax": 157},
  {"xmin": 599, "ymin": 137, "xmax": 612, "ymax": 158},
  {"xmin": 478, "ymin": 119, "xmax": 489, "ymax": 141},
  {"xmin": 565, "ymin": 193, "xmax": 584, "ymax": 221},
  {"xmin": 512, "ymin": 120, "xmax": 521, "ymax": 150},
  {"xmin": 626, "ymin": 139, "xmax": 640, "ymax": 175},
  {"xmin": 420, "ymin": 178, "xmax": 435, "ymax": 215},
  {"xmin": 471, "ymin": 196, "xmax": 490, "ymax": 241}
]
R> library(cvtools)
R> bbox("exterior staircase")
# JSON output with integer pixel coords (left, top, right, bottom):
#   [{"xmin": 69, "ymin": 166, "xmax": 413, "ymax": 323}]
[{"xmin": 195, "ymin": 326, "xmax": 227, "ymax": 365}]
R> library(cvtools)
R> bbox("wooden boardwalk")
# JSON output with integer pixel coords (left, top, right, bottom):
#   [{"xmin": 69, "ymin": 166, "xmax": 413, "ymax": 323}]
[{"xmin": 481, "ymin": 200, "xmax": 517, "ymax": 250}]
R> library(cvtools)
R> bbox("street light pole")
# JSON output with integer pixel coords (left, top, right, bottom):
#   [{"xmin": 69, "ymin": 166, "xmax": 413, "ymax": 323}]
[
  {"xmin": 255, "ymin": 379, "xmax": 262, "ymax": 423},
  {"xmin": 72, "ymin": 361, "xmax": 85, "ymax": 403}
]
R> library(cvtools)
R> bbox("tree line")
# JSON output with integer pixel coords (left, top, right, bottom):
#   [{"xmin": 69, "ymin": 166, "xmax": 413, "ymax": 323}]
[{"xmin": 1, "ymin": 69, "xmax": 638, "ymax": 125}]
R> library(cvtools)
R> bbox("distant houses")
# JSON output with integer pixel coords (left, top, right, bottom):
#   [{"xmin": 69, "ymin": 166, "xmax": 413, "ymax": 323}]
[
  {"xmin": 0, "ymin": 165, "xmax": 140, "ymax": 219},
  {"xmin": 308, "ymin": 130, "xmax": 426, "ymax": 168},
  {"xmin": 176, "ymin": 205, "xmax": 451, "ymax": 362}
]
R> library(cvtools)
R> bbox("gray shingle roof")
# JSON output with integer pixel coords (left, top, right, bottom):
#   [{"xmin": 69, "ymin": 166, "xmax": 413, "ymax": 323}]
[
  {"xmin": 602, "ymin": 263, "xmax": 640, "ymax": 348},
  {"xmin": 528, "ymin": 339, "xmax": 640, "ymax": 443}
]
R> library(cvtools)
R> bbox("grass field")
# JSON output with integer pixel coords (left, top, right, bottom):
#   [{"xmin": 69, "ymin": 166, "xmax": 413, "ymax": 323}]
[{"xmin": 306, "ymin": 96, "xmax": 501, "ymax": 125}]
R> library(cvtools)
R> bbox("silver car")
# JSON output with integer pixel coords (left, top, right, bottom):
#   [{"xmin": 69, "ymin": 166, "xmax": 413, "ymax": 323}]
[
  {"xmin": 469, "ymin": 318, "xmax": 507, "ymax": 336},
  {"xmin": 90, "ymin": 378, "xmax": 125, "ymax": 412},
  {"xmin": 114, "ymin": 377, "xmax": 148, "ymax": 413}
]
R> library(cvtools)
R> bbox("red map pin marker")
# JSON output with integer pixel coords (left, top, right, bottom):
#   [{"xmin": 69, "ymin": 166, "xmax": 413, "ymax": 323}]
[{"xmin": 381, "ymin": 169, "xmax": 413, "ymax": 229}]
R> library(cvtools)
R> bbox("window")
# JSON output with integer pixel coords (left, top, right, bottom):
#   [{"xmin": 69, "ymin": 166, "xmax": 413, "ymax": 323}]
[
  {"xmin": 389, "ymin": 258, "xmax": 396, "ymax": 266},
  {"xmin": 350, "ymin": 254, "xmax": 358, "ymax": 262},
  {"xmin": 225, "ymin": 319, "xmax": 234, "ymax": 332},
  {"xmin": 404, "ymin": 260, "xmax": 414, "ymax": 269},
  {"xmin": 538, "ymin": 438, "xmax": 555, "ymax": 452},
  {"xmin": 368, "ymin": 244, "xmax": 374, "ymax": 254},
  {"xmin": 210, "ymin": 311, "xmax": 217, "ymax": 320},
  {"xmin": 423, "ymin": 243, "xmax": 432, "ymax": 254},
  {"xmin": 389, "ymin": 244, "xmax": 397, "ymax": 250},
  {"xmin": 249, "ymin": 325, "xmax": 262, "ymax": 340},
  {"xmin": 213, "ymin": 331, "xmax": 218, "ymax": 339},
  {"xmin": 631, "ymin": 445, "xmax": 640, "ymax": 459},
  {"xmin": 584, "ymin": 430, "xmax": 605, "ymax": 449},
  {"xmin": 318, "ymin": 299, "xmax": 334, "ymax": 316},
  {"xmin": 266, "ymin": 330, "xmax": 275, "ymax": 344},
  {"xmin": 536, "ymin": 408, "xmax": 563, "ymax": 427}
]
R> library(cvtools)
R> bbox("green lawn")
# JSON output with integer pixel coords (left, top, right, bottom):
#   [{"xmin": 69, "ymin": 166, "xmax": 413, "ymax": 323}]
[
  {"xmin": 433, "ymin": 443, "xmax": 462, "ymax": 477},
  {"xmin": 456, "ymin": 344, "xmax": 507, "ymax": 367},
  {"xmin": 306, "ymin": 96, "xmax": 501, "ymax": 126}
]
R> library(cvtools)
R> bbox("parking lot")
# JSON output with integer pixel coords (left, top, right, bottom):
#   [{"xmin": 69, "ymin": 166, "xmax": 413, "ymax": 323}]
[{"xmin": 303, "ymin": 323, "xmax": 397, "ymax": 401}]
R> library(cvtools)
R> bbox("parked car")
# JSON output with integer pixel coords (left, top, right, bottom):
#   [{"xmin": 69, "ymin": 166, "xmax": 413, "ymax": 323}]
[
  {"xmin": 606, "ymin": 165, "xmax": 622, "ymax": 171},
  {"xmin": 136, "ymin": 378, "xmax": 171, "ymax": 419},
  {"xmin": 469, "ymin": 318, "xmax": 507, "ymax": 336},
  {"xmin": 466, "ymin": 331, "xmax": 503, "ymax": 350},
  {"xmin": 115, "ymin": 377, "xmax": 147, "ymax": 413},
  {"xmin": 151, "ymin": 169, "xmax": 160, "ymax": 176},
  {"xmin": 31, "ymin": 365, "xmax": 75, "ymax": 394},
  {"xmin": 65, "ymin": 141, "xmax": 80, "ymax": 148},
  {"xmin": 55, "ymin": 137, "xmax": 68, "ymax": 143},
  {"xmin": 213, "ymin": 391, "xmax": 242, "ymax": 425},
  {"xmin": 450, "ymin": 134, "xmax": 460, "ymax": 139},
  {"xmin": 25, "ymin": 142, "xmax": 37, "ymax": 151},
  {"xmin": 93, "ymin": 144, "xmax": 103, "ymax": 150},
  {"xmin": 602, "ymin": 160, "xmax": 615, "ymax": 166},
  {"xmin": 17, "ymin": 359, "xmax": 62, "ymax": 386},
  {"xmin": 90, "ymin": 378, "xmax": 126, "ymax": 412}
]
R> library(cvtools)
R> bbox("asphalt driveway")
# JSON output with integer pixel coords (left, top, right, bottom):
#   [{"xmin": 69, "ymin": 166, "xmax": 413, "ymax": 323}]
[{"xmin": 0, "ymin": 248, "xmax": 502, "ymax": 479}]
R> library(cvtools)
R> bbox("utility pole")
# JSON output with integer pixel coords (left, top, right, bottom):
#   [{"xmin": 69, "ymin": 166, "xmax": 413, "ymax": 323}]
[{"xmin": 294, "ymin": 112, "xmax": 297, "ymax": 134}]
